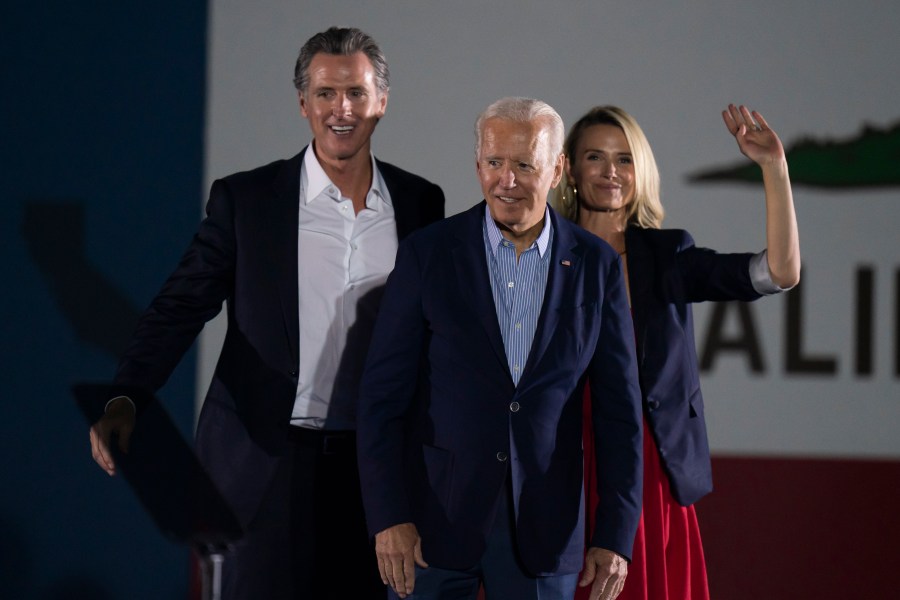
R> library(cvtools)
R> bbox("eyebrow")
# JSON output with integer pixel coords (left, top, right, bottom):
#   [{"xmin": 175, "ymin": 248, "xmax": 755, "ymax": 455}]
[
  {"xmin": 482, "ymin": 155, "xmax": 537, "ymax": 165},
  {"xmin": 583, "ymin": 148, "xmax": 632, "ymax": 155}
]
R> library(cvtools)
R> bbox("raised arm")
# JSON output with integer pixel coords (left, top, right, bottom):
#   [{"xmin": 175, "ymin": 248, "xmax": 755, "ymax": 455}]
[{"xmin": 722, "ymin": 104, "xmax": 800, "ymax": 288}]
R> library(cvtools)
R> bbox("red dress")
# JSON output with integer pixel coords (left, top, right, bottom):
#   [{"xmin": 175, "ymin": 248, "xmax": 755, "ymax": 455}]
[{"xmin": 577, "ymin": 385, "xmax": 710, "ymax": 600}]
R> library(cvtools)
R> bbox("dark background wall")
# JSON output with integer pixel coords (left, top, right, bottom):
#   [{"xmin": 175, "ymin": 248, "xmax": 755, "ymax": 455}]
[{"xmin": 2, "ymin": 3, "xmax": 207, "ymax": 598}]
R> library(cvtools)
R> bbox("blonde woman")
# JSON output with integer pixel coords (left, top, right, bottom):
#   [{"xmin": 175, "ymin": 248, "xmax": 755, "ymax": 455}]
[{"xmin": 554, "ymin": 104, "xmax": 799, "ymax": 600}]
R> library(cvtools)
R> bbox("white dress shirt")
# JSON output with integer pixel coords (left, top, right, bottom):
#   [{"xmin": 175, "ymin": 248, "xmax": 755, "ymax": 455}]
[
  {"xmin": 749, "ymin": 249, "xmax": 792, "ymax": 294},
  {"xmin": 292, "ymin": 145, "xmax": 397, "ymax": 429}
]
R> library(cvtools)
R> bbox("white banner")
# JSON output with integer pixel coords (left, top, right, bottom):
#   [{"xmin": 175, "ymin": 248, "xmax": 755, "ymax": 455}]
[{"xmin": 201, "ymin": 0, "xmax": 900, "ymax": 458}]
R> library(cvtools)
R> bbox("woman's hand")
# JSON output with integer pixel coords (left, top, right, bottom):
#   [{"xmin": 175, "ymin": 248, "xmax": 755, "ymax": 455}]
[{"xmin": 722, "ymin": 103, "xmax": 785, "ymax": 167}]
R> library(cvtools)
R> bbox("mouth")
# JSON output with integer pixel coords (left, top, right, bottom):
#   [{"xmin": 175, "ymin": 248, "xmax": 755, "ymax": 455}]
[
  {"xmin": 329, "ymin": 124, "xmax": 354, "ymax": 136},
  {"xmin": 496, "ymin": 195, "xmax": 520, "ymax": 204}
]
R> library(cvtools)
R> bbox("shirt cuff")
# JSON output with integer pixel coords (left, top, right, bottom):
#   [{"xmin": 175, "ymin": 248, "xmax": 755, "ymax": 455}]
[
  {"xmin": 106, "ymin": 395, "xmax": 136, "ymax": 413},
  {"xmin": 749, "ymin": 250, "xmax": 794, "ymax": 295}
]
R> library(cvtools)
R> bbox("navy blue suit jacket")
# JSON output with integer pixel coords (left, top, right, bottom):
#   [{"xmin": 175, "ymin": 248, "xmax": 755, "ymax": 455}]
[
  {"xmin": 357, "ymin": 203, "xmax": 643, "ymax": 576},
  {"xmin": 114, "ymin": 148, "xmax": 445, "ymax": 526},
  {"xmin": 626, "ymin": 226, "xmax": 761, "ymax": 506}
]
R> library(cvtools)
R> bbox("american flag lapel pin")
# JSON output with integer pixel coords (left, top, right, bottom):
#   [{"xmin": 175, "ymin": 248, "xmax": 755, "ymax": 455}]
[{"xmin": 560, "ymin": 259, "xmax": 571, "ymax": 267}]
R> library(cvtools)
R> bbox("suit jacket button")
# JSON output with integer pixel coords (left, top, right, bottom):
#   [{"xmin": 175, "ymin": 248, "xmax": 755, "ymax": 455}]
[
  {"xmin": 647, "ymin": 399, "xmax": 660, "ymax": 411},
  {"xmin": 509, "ymin": 401, "xmax": 520, "ymax": 413},
  {"xmin": 496, "ymin": 452, "xmax": 508, "ymax": 462},
  {"xmin": 289, "ymin": 369, "xmax": 298, "ymax": 377}
]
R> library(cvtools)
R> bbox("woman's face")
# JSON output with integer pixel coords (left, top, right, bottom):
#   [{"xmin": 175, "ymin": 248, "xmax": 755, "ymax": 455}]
[{"xmin": 566, "ymin": 124, "xmax": 635, "ymax": 213}]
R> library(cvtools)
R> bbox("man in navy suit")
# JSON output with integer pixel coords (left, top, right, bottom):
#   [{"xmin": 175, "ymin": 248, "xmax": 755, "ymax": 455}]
[
  {"xmin": 356, "ymin": 97, "xmax": 642, "ymax": 600},
  {"xmin": 89, "ymin": 27, "xmax": 444, "ymax": 599}
]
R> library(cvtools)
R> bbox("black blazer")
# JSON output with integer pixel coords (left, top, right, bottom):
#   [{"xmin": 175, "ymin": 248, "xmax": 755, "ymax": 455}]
[
  {"xmin": 626, "ymin": 225, "xmax": 761, "ymax": 506},
  {"xmin": 357, "ymin": 204, "xmax": 643, "ymax": 574},
  {"xmin": 114, "ymin": 148, "xmax": 445, "ymax": 525}
]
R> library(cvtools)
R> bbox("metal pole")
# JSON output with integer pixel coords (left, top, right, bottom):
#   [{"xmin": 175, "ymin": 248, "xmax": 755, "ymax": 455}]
[{"xmin": 201, "ymin": 551, "xmax": 225, "ymax": 600}]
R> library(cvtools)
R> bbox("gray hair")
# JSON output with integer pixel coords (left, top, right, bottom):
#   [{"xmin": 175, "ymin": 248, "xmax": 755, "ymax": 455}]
[
  {"xmin": 474, "ymin": 97, "xmax": 564, "ymax": 167},
  {"xmin": 293, "ymin": 27, "xmax": 390, "ymax": 95}
]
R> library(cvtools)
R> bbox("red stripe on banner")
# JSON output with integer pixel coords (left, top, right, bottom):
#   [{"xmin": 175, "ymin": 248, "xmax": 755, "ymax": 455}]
[{"xmin": 698, "ymin": 456, "xmax": 900, "ymax": 599}]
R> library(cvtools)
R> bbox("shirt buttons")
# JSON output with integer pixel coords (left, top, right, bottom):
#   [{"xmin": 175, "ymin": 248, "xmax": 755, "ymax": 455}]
[
  {"xmin": 496, "ymin": 452, "xmax": 508, "ymax": 462},
  {"xmin": 507, "ymin": 281, "xmax": 514, "ymax": 288},
  {"xmin": 509, "ymin": 401, "xmax": 520, "ymax": 413}
]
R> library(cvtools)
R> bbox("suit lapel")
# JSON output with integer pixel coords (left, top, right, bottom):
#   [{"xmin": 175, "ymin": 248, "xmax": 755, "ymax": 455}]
[
  {"xmin": 378, "ymin": 159, "xmax": 416, "ymax": 240},
  {"xmin": 451, "ymin": 203, "xmax": 510, "ymax": 376},
  {"xmin": 625, "ymin": 226, "xmax": 652, "ymax": 364},
  {"xmin": 522, "ymin": 209, "xmax": 580, "ymax": 380},
  {"xmin": 268, "ymin": 150, "xmax": 304, "ymax": 367}
]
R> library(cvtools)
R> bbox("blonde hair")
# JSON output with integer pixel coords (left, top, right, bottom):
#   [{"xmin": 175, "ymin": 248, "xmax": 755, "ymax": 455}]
[{"xmin": 552, "ymin": 105, "xmax": 664, "ymax": 229}]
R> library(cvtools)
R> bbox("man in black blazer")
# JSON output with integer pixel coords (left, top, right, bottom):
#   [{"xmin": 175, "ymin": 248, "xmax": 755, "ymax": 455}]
[{"xmin": 90, "ymin": 27, "xmax": 444, "ymax": 599}]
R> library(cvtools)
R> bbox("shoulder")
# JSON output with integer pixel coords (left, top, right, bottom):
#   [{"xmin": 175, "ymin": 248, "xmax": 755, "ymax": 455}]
[
  {"xmin": 402, "ymin": 203, "xmax": 479, "ymax": 249},
  {"xmin": 417, "ymin": 202, "xmax": 479, "ymax": 236},
  {"xmin": 552, "ymin": 210, "xmax": 619, "ymax": 262},
  {"xmin": 216, "ymin": 152, "xmax": 303, "ymax": 190},
  {"xmin": 376, "ymin": 158, "xmax": 442, "ymax": 193},
  {"xmin": 629, "ymin": 226, "xmax": 695, "ymax": 253}
]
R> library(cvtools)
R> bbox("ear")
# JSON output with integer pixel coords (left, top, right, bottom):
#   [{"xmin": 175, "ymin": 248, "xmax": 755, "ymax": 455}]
[
  {"xmin": 551, "ymin": 153, "xmax": 564, "ymax": 188},
  {"xmin": 299, "ymin": 92, "xmax": 309, "ymax": 118},
  {"xmin": 564, "ymin": 154, "xmax": 574, "ymax": 180},
  {"xmin": 375, "ymin": 91, "xmax": 389, "ymax": 119}
]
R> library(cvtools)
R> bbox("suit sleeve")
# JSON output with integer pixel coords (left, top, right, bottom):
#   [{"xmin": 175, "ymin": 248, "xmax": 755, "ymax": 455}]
[
  {"xmin": 114, "ymin": 178, "xmax": 236, "ymax": 391},
  {"xmin": 587, "ymin": 255, "xmax": 643, "ymax": 559},
  {"xmin": 673, "ymin": 230, "xmax": 761, "ymax": 303},
  {"xmin": 356, "ymin": 236, "xmax": 428, "ymax": 537}
]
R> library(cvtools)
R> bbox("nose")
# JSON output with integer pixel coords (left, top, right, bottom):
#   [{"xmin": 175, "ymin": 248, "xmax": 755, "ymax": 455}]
[
  {"xmin": 332, "ymin": 93, "xmax": 352, "ymax": 117},
  {"xmin": 602, "ymin": 160, "xmax": 616, "ymax": 178},
  {"xmin": 498, "ymin": 165, "xmax": 516, "ymax": 188}
]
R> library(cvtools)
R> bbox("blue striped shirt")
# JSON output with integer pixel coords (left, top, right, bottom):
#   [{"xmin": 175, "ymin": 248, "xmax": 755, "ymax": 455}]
[{"xmin": 483, "ymin": 206, "xmax": 553, "ymax": 386}]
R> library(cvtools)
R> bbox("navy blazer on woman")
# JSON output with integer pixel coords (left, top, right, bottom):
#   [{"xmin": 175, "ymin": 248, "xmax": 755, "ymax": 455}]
[
  {"xmin": 114, "ymin": 148, "xmax": 445, "ymax": 526},
  {"xmin": 625, "ymin": 225, "xmax": 762, "ymax": 506},
  {"xmin": 357, "ymin": 203, "xmax": 643, "ymax": 576}
]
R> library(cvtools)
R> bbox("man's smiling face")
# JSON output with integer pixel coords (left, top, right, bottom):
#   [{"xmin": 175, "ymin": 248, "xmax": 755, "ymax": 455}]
[
  {"xmin": 299, "ymin": 51, "xmax": 387, "ymax": 167},
  {"xmin": 477, "ymin": 117, "xmax": 563, "ymax": 241}
]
